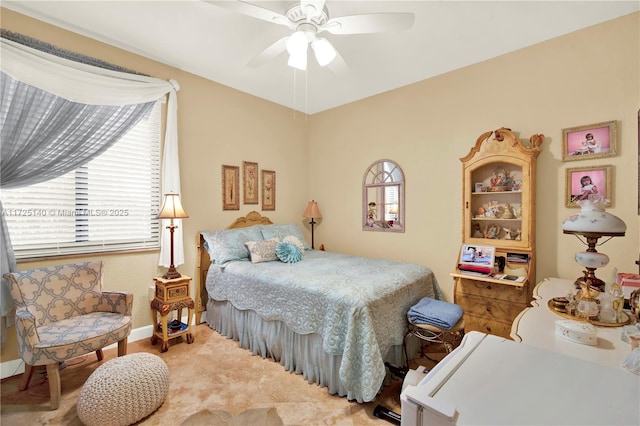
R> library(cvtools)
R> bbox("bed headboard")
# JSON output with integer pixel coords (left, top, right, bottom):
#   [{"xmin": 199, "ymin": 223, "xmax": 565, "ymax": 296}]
[{"xmin": 195, "ymin": 211, "xmax": 273, "ymax": 323}]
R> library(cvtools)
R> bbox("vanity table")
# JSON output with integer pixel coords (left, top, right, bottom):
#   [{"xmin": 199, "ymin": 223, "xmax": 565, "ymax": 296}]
[{"xmin": 511, "ymin": 277, "xmax": 636, "ymax": 370}]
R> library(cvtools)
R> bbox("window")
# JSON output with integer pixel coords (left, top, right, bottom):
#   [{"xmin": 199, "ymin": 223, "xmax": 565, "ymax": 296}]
[
  {"xmin": 362, "ymin": 159, "xmax": 405, "ymax": 232},
  {"xmin": 2, "ymin": 102, "xmax": 161, "ymax": 258}
]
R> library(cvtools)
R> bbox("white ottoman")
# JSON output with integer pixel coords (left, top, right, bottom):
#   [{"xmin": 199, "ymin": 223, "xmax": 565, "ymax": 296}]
[{"xmin": 77, "ymin": 352, "xmax": 169, "ymax": 426}]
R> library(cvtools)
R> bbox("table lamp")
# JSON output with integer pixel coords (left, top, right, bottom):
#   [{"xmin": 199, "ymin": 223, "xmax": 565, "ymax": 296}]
[
  {"xmin": 158, "ymin": 193, "xmax": 189, "ymax": 279},
  {"xmin": 303, "ymin": 200, "xmax": 322, "ymax": 249},
  {"xmin": 562, "ymin": 196, "xmax": 626, "ymax": 291},
  {"xmin": 389, "ymin": 205, "xmax": 398, "ymax": 222}
]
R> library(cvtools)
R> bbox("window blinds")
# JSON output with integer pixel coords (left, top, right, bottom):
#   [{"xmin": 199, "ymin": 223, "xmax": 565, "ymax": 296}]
[{"xmin": 2, "ymin": 102, "xmax": 161, "ymax": 258}]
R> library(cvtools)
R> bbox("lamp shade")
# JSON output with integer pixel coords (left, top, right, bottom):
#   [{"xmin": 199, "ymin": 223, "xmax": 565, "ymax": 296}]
[
  {"xmin": 303, "ymin": 200, "xmax": 322, "ymax": 219},
  {"xmin": 288, "ymin": 51, "xmax": 307, "ymax": 71},
  {"xmin": 562, "ymin": 198, "xmax": 626, "ymax": 236},
  {"xmin": 158, "ymin": 194, "xmax": 189, "ymax": 219},
  {"xmin": 311, "ymin": 37, "xmax": 336, "ymax": 66},
  {"xmin": 287, "ymin": 31, "xmax": 308, "ymax": 55}
]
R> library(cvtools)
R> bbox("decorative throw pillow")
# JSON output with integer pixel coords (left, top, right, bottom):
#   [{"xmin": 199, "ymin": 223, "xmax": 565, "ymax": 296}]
[
  {"xmin": 276, "ymin": 241, "xmax": 303, "ymax": 264},
  {"xmin": 283, "ymin": 235, "xmax": 305, "ymax": 252},
  {"xmin": 245, "ymin": 238, "xmax": 280, "ymax": 263}
]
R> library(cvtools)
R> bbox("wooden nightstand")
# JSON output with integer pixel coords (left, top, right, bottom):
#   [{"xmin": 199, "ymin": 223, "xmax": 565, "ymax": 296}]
[{"xmin": 150, "ymin": 275, "xmax": 194, "ymax": 352}]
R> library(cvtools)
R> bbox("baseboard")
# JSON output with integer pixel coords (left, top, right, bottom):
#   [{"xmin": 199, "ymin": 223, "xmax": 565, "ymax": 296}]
[{"xmin": 1, "ymin": 324, "xmax": 155, "ymax": 380}]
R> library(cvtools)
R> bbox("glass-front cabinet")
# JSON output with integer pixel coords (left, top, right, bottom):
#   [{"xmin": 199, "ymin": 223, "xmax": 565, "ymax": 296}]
[{"xmin": 453, "ymin": 128, "xmax": 544, "ymax": 338}]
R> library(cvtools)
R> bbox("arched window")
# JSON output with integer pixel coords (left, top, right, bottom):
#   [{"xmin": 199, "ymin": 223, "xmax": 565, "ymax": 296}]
[{"xmin": 362, "ymin": 159, "xmax": 404, "ymax": 232}]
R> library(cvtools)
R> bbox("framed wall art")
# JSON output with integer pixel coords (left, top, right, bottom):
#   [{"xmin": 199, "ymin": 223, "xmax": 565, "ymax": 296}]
[
  {"xmin": 242, "ymin": 161, "xmax": 258, "ymax": 204},
  {"xmin": 565, "ymin": 164, "xmax": 613, "ymax": 208},
  {"xmin": 261, "ymin": 170, "xmax": 276, "ymax": 211},
  {"xmin": 562, "ymin": 120, "xmax": 617, "ymax": 161},
  {"xmin": 222, "ymin": 165, "xmax": 240, "ymax": 210}
]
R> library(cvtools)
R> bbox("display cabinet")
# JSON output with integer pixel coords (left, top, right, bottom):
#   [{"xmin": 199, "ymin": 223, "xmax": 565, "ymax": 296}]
[{"xmin": 452, "ymin": 128, "xmax": 544, "ymax": 339}]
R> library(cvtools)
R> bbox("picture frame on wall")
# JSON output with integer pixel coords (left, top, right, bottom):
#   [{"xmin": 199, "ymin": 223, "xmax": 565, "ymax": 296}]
[
  {"xmin": 242, "ymin": 161, "xmax": 259, "ymax": 204},
  {"xmin": 261, "ymin": 170, "xmax": 276, "ymax": 211},
  {"xmin": 565, "ymin": 164, "xmax": 613, "ymax": 208},
  {"xmin": 562, "ymin": 120, "xmax": 617, "ymax": 161},
  {"xmin": 222, "ymin": 165, "xmax": 240, "ymax": 210}
]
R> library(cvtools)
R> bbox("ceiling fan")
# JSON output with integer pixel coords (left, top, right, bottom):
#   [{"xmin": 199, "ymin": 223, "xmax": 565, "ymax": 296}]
[{"xmin": 207, "ymin": 0, "xmax": 415, "ymax": 72}]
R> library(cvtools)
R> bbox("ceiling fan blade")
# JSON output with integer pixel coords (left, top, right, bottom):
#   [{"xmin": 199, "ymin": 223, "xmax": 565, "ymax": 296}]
[
  {"xmin": 322, "ymin": 13, "xmax": 415, "ymax": 35},
  {"xmin": 247, "ymin": 36, "xmax": 289, "ymax": 67},
  {"xmin": 301, "ymin": 0, "xmax": 326, "ymax": 18},
  {"xmin": 205, "ymin": 1, "xmax": 293, "ymax": 28}
]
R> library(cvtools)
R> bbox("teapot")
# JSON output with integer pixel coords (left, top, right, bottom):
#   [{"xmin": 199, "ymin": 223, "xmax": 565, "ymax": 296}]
[{"xmin": 630, "ymin": 289, "xmax": 640, "ymax": 321}]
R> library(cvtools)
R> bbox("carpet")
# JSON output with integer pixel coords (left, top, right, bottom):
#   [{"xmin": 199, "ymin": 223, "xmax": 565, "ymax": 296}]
[
  {"xmin": 1, "ymin": 325, "xmax": 420, "ymax": 425},
  {"xmin": 181, "ymin": 407, "xmax": 284, "ymax": 426}
]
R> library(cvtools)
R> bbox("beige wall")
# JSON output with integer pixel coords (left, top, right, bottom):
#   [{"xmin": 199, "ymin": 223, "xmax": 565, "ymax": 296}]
[
  {"xmin": 309, "ymin": 12, "xmax": 639, "ymax": 300},
  {"xmin": 1, "ymin": 9, "xmax": 638, "ymax": 365}
]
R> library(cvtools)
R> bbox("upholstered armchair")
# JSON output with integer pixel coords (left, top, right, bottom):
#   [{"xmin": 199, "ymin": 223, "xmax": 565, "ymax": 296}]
[{"xmin": 3, "ymin": 261, "xmax": 132, "ymax": 410}]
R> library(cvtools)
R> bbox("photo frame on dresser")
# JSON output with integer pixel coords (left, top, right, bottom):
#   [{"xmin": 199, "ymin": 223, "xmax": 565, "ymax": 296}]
[
  {"xmin": 565, "ymin": 165, "xmax": 613, "ymax": 208},
  {"xmin": 261, "ymin": 170, "xmax": 276, "ymax": 211},
  {"xmin": 562, "ymin": 120, "xmax": 617, "ymax": 161},
  {"xmin": 242, "ymin": 161, "xmax": 258, "ymax": 204},
  {"xmin": 222, "ymin": 165, "xmax": 239, "ymax": 210}
]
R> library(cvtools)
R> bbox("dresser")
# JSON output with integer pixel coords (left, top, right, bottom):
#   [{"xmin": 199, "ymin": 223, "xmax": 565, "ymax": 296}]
[{"xmin": 452, "ymin": 272, "xmax": 530, "ymax": 338}]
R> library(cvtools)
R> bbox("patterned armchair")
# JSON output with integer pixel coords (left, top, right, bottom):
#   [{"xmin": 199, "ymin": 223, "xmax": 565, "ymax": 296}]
[{"xmin": 3, "ymin": 261, "xmax": 133, "ymax": 410}]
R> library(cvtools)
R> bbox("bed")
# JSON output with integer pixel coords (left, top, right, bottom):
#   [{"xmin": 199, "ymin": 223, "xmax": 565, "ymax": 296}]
[{"xmin": 197, "ymin": 211, "xmax": 442, "ymax": 402}]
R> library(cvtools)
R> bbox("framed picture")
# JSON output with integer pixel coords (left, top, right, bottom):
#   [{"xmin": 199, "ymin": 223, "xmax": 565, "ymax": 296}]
[
  {"xmin": 474, "ymin": 182, "xmax": 484, "ymax": 193},
  {"xmin": 565, "ymin": 165, "xmax": 613, "ymax": 208},
  {"xmin": 222, "ymin": 165, "xmax": 239, "ymax": 210},
  {"xmin": 242, "ymin": 161, "xmax": 258, "ymax": 204},
  {"xmin": 562, "ymin": 120, "xmax": 617, "ymax": 161},
  {"xmin": 261, "ymin": 170, "xmax": 276, "ymax": 211}
]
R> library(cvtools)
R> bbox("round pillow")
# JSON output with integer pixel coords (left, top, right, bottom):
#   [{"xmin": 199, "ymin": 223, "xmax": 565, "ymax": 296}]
[
  {"xmin": 276, "ymin": 241, "xmax": 303, "ymax": 263},
  {"xmin": 77, "ymin": 352, "xmax": 169, "ymax": 426}
]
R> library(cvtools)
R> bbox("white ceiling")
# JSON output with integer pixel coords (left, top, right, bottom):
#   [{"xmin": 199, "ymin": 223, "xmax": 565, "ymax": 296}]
[{"xmin": 4, "ymin": 1, "xmax": 639, "ymax": 114}]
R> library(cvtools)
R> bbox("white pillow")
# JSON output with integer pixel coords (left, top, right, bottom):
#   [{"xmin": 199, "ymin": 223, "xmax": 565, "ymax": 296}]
[
  {"xmin": 283, "ymin": 235, "xmax": 305, "ymax": 252},
  {"xmin": 245, "ymin": 238, "xmax": 280, "ymax": 263}
]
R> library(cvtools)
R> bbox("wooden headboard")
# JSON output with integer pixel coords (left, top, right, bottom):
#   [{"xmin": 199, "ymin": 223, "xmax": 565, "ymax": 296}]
[{"xmin": 195, "ymin": 211, "xmax": 273, "ymax": 323}]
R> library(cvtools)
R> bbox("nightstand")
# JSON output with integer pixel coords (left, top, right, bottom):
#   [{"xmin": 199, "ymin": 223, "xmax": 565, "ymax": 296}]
[{"xmin": 150, "ymin": 275, "xmax": 194, "ymax": 352}]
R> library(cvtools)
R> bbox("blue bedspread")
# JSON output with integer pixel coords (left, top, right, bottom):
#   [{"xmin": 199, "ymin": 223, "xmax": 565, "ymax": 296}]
[{"xmin": 206, "ymin": 250, "xmax": 442, "ymax": 402}]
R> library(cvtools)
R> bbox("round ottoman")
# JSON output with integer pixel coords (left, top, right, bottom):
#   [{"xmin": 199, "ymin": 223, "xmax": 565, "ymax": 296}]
[{"xmin": 77, "ymin": 353, "xmax": 169, "ymax": 426}]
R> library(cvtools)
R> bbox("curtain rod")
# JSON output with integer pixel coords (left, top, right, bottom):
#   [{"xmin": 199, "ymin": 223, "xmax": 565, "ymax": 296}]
[{"xmin": 1, "ymin": 29, "xmax": 149, "ymax": 77}]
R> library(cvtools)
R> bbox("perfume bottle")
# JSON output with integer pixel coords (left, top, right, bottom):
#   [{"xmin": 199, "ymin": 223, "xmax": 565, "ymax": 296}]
[{"xmin": 610, "ymin": 280, "xmax": 624, "ymax": 323}]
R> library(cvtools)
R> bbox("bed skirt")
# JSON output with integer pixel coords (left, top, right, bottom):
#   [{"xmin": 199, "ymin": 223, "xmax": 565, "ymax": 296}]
[{"xmin": 206, "ymin": 298, "xmax": 405, "ymax": 402}]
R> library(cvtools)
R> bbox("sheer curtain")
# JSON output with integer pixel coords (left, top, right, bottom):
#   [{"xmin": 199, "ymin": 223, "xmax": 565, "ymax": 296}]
[{"xmin": 0, "ymin": 37, "xmax": 181, "ymax": 343}]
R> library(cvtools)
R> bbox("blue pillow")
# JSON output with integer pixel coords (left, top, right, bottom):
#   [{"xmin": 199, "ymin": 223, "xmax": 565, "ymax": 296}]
[
  {"xmin": 201, "ymin": 226, "xmax": 264, "ymax": 265},
  {"xmin": 261, "ymin": 224, "xmax": 311, "ymax": 250},
  {"xmin": 276, "ymin": 241, "xmax": 303, "ymax": 263}
]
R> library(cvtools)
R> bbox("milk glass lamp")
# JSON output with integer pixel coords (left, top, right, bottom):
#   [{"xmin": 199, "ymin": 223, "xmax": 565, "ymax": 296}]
[{"xmin": 562, "ymin": 197, "xmax": 626, "ymax": 290}]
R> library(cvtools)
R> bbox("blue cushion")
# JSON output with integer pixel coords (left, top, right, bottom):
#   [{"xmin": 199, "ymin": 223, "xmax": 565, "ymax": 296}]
[
  {"xmin": 261, "ymin": 224, "xmax": 311, "ymax": 250},
  {"xmin": 201, "ymin": 226, "xmax": 264, "ymax": 265},
  {"xmin": 276, "ymin": 241, "xmax": 303, "ymax": 263}
]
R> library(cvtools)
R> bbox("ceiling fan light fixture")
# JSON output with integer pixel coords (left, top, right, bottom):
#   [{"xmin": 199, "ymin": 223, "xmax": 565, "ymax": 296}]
[
  {"xmin": 311, "ymin": 37, "xmax": 336, "ymax": 66},
  {"xmin": 286, "ymin": 30, "xmax": 308, "ymax": 55},
  {"xmin": 288, "ymin": 51, "xmax": 307, "ymax": 71}
]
